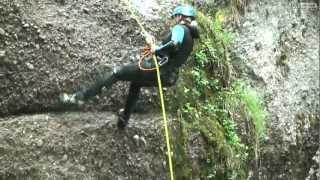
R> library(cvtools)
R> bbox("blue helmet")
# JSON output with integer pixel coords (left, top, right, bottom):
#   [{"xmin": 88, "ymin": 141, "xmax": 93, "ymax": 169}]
[{"xmin": 171, "ymin": 6, "xmax": 196, "ymax": 19}]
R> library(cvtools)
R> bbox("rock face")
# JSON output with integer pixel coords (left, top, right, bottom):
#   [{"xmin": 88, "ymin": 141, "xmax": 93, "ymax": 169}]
[
  {"xmin": 0, "ymin": 0, "xmax": 170, "ymax": 116},
  {"xmin": 0, "ymin": 112, "xmax": 168, "ymax": 179},
  {"xmin": 0, "ymin": 0, "xmax": 319, "ymax": 179},
  {"xmin": 231, "ymin": 0, "xmax": 319, "ymax": 179},
  {"xmin": 0, "ymin": 0, "xmax": 173, "ymax": 179}
]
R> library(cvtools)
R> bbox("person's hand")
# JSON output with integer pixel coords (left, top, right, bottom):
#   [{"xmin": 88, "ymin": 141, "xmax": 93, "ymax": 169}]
[
  {"xmin": 145, "ymin": 33, "xmax": 155, "ymax": 44},
  {"xmin": 149, "ymin": 43, "xmax": 157, "ymax": 53},
  {"xmin": 145, "ymin": 33, "xmax": 155, "ymax": 45},
  {"xmin": 145, "ymin": 33, "xmax": 156, "ymax": 53}
]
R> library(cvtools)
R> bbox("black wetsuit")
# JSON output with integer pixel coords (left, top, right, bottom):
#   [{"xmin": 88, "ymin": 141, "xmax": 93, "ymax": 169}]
[{"xmin": 79, "ymin": 23, "xmax": 199, "ymax": 125}]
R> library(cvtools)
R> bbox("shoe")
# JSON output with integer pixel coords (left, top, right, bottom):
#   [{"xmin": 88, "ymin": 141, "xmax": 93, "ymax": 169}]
[
  {"xmin": 117, "ymin": 109, "xmax": 128, "ymax": 129},
  {"xmin": 59, "ymin": 92, "xmax": 84, "ymax": 106}
]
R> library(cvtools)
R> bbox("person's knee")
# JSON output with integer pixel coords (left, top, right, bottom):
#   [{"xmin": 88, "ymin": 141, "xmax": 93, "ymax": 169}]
[
  {"xmin": 112, "ymin": 64, "xmax": 138, "ymax": 80},
  {"xmin": 111, "ymin": 66, "xmax": 122, "ymax": 79}
]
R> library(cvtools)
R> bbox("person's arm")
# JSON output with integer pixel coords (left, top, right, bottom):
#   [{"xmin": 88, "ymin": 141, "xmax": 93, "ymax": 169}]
[{"xmin": 150, "ymin": 25, "xmax": 185, "ymax": 54}]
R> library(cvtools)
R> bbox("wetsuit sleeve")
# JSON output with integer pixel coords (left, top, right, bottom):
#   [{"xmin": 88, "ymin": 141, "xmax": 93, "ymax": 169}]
[
  {"xmin": 155, "ymin": 25, "xmax": 185, "ymax": 54},
  {"xmin": 171, "ymin": 25, "xmax": 185, "ymax": 44}
]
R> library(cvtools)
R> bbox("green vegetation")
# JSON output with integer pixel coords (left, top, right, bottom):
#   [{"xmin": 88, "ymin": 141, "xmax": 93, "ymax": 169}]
[
  {"xmin": 166, "ymin": 6, "xmax": 268, "ymax": 180},
  {"xmin": 227, "ymin": 81, "xmax": 267, "ymax": 138}
]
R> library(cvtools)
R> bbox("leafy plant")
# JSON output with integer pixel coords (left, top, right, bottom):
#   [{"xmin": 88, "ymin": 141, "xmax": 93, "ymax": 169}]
[{"xmin": 165, "ymin": 5, "xmax": 267, "ymax": 180}]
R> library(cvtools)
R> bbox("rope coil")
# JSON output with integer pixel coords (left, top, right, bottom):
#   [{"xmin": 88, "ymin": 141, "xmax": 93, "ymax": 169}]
[
  {"xmin": 138, "ymin": 46, "xmax": 156, "ymax": 71},
  {"xmin": 138, "ymin": 46, "xmax": 168, "ymax": 71}
]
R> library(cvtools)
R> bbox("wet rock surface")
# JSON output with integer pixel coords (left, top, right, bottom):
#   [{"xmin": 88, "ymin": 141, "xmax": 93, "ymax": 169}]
[
  {"xmin": 0, "ymin": 0, "xmax": 174, "ymax": 179},
  {"xmin": 0, "ymin": 112, "xmax": 168, "ymax": 179},
  {"xmin": 0, "ymin": 0, "xmax": 175, "ymax": 178},
  {"xmin": 0, "ymin": 0, "xmax": 171, "ymax": 116},
  {"xmin": 231, "ymin": 0, "xmax": 319, "ymax": 179},
  {"xmin": 0, "ymin": 0, "xmax": 319, "ymax": 179}
]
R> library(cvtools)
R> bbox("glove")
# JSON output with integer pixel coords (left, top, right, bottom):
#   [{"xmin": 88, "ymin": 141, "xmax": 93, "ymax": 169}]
[
  {"xmin": 145, "ymin": 33, "xmax": 157, "ymax": 53},
  {"xmin": 145, "ymin": 33, "xmax": 155, "ymax": 45}
]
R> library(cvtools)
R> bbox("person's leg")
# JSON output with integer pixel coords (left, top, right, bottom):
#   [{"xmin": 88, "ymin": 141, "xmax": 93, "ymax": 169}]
[
  {"xmin": 117, "ymin": 83, "xmax": 141, "ymax": 129},
  {"xmin": 60, "ymin": 66, "xmax": 117, "ymax": 104},
  {"xmin": 80, "ymin": 72, "xmax": 117, "ymax": 100},
  {"xmin": 80, "ymin": 64, "xmax": 143, "ymax": 100},
  {"xmin": 60, "ymin": 63, "xmax": 176, "ymax": 129},
  {"xmin": 114, "ymin": 64, "xmax": 152, "ymax": 82}
]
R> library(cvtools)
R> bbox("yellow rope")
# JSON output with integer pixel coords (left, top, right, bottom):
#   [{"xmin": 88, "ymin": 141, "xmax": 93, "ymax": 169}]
[{"xmin": 123, "ymin": 1, "xmax": 174, "ymax": 180}]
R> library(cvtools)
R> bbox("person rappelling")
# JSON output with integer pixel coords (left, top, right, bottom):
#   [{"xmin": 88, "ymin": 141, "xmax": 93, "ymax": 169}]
[{"xmin": 60, "ymin": 5, "xmax": 200, "ymax": 129}]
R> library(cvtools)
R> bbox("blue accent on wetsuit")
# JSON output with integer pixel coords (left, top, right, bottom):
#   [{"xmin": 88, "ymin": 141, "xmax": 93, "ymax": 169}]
[
  {"xmin": 171, "ymin": 25, "xmax": 185, "ymax": 44},
  {"xmin": 155, "ymin": 24, "xmax": 185, "ymax": 53}
]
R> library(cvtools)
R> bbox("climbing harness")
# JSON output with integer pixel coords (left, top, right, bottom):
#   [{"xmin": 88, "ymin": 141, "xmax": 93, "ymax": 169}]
[
  {"xmin": 138, "ymin": 46, "xmax": 168, "ymax": 71},
  {"xmin": 123, "ymin": 0, "xmax": 174, "ymax": 179}
]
